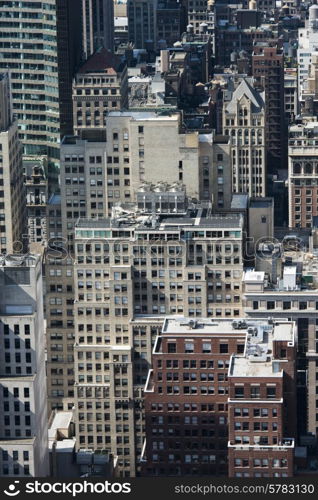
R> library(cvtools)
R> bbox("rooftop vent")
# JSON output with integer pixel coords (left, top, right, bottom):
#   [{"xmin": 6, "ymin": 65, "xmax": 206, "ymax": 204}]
[{"xmin": 188, "ymin": 320, "xmax": 198, "ymax": 329}]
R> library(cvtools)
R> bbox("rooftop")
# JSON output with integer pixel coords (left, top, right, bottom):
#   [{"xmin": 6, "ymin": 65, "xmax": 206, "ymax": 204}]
[
  {"xmin": 162, "ymin": 317, "xmax": 253, "ymax": 337},
  {"xmin": 49, "ymin": 411, "xmax": 73, "ymax": 433},
  {"xmin": 77, "ymin": 48, "xmax": 124, "ymax": 74},
  {"xmin": 231, "ymin": 194, "xmax": 248, "ymax": 210},
  {"xmin": 244, "ymin": 269, "xmax": 265, "ymax": 282},
  {"xmin": 107, "ymin": 110, "xmax": 179, "ymax": 121},
  {"xmin": 225, "ymin": 78, "xmax": 265, "ymax": 114},
  {"xmin": 229, "ymin": 320, "xmax": 295, "ymax": 378},
  {"xmin": 75, "ymin": 209, "xmax": 243, "ymax": 234},
  {"xmin": 0, "ymin": 254, "xmax": 40, "ymax": 268},
  {"xmin": 249, "ymin": 197, "xmax": 273, "ymax": 208}
]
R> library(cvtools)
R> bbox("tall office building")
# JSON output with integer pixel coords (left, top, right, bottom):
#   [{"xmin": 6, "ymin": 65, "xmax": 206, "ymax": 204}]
[
  {"xmin": 0, "ymin": 1, "xmax": 60, "ymax": 160},
  {"xmin": 0, "ymin": 1, "xmax": 81, "ymax": 187},
  {"xmin": 56, "ymin": 0, "xmax": 82, "ymax": 138},
  {"xmin": 252, "ymin": 44, "xmax": 285, "ymax": 172},
  {"xmin": 223, "ymin": 78, "xmax": 266, "ymax": 197},
  {"xmin": 0, "ymin": 253, "xmax": 49, "ymax": 477},
  {"xmin": 156, "ymin": 1, "xmax": 186, "ymax": 48},
  {"xmin": 82, "ymin": 0, "xmax": 115, "ymax": 58},
  {"xmin": 0, "ymin": 74, "xmax": 25, "ymax": 254},
  {"xmin": 128, "ymin": 0, "xmax": 186, "ymax": 50},
  {"xmin": 72, "ymin": 207, "xmax": 244, "ymax": 476},
  {"xmin": 228, "ymin": 320, "xmax": 296, "ymax": 478},
  {"xmin": 243, "ymin": 246, "xmax": 318, "ymax": 443},
  {"xmin": 128, "ymin": 0, "xmax": 157, "ymax": 49}
]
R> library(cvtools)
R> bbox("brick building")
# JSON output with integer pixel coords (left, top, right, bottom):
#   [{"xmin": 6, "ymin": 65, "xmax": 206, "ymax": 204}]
[
  {"xmin": 228, "ymin": 320, "xmax": 297, "ymax": 477},
  {"xmin": 252, "ymin": 44, "xmax": 286, "ymax": 173},
  {"xmin": 142, "ymin": 317, "xmax": 296, "ymax": 477}
]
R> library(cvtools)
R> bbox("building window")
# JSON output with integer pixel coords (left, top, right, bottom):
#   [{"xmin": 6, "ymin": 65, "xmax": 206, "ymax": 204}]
[
  {"xmin": 185, "ymin": 342, "xmax": 194, "ymax": 353},
  {"xmin": 267, "ymin": 386, "xmax": 276, "ymax": 398},
  {"xmin": 167, "ymin": 343, "xmax": 176, "ymax": 353},
  {"xmin": 219, "ymin": 343, "xmax": 228, "ymax": 353},
  {"xmin": 235, "ymin": 387, "xmax": 244, "ymax": 398},
  {"xmin": 250, "ymin": 386, "xmax": 260, "ymax": 398}
]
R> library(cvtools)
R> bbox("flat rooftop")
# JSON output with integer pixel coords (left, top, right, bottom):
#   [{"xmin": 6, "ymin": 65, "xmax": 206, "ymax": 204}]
[
  {"xmin": 244, "ymin": 269, "xmax": 265, "ymax": 282},
  {"xmin": 230, "ymin": 356, "xmax": 280, "ymax": 378},
  {"xmin": 75, "ymin": 210, "xmax": 243, "ymax": 233},
  {"xmin": 162, "ymin": 317, "xmax": 252, "ymax": 336},
  {"xmin": 249, "ymin": 198, "xmax": 273, "ymax": 208},
  {"xmin": 49, "ymin": 411, "xmax": 73, "ymax": 433},
  {"xmin": 107, "ymin": 110, "xmax": 179, "ymax": 121},
  {"xmin": 0, "ymin": 254, "xmax": 40, "ymax": 268},
  {"xmin": 229, "ymin": 321, "xmax": 295, "ymax": 378}
]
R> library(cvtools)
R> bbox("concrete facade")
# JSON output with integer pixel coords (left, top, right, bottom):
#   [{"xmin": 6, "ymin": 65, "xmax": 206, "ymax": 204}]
[{"xmin": 0, "ymin": 254, "xmax": 49, "ymax": 477}]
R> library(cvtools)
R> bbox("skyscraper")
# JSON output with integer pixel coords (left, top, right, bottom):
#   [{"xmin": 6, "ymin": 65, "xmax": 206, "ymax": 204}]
[
  {"xmin": 252, "ymin": 44, "xmax": 285, "ymax": 173},
  {"xmin": 128, "ymin": 0, "xmax": 157, "ymax": 49},
  {"xmin": 0, "ymin": 1, "xmax": 60, "ymax": 161},
  {"xmin": 142, "ymin": 317, "xmax": 296, "ymax": 478},
  {"xmin": 82, "ymin": 0, "xmax": 115, "ymax": 58},
  {"xmin": 0, "ymin": 1, "xmax": 81, "ymax": 189},
  {"xmin": 56, "ymin": 0, "xmax": 82, "ymax": 138}
]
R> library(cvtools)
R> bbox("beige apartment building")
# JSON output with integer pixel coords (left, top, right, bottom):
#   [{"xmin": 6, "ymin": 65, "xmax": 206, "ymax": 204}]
[
  {"xmin": 223, "ymin": 78, "xmax": 266, "ymax": 197},
  {"xmin": 60, "ymin": 111, "xmax": 232, "ymax": 229},
  {"xmin": 72, "ymin": 207, "xmax": 244, "ymax": 476}
]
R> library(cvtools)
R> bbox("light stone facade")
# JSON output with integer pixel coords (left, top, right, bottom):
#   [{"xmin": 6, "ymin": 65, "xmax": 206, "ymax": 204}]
[{"xmin": 72, "ymin": 211, "xmax": 244, "ymax": 476}]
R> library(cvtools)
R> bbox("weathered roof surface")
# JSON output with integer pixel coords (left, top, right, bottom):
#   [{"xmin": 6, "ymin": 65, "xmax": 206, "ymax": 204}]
[
  {"xmin": 78, "ymin": 48, "xmax": 123, "ymax": 74},
  {"xmin": 225, "ymin": 78, "xmax": 265, "ymax": 113}
]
